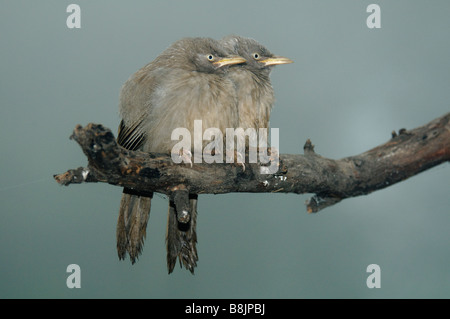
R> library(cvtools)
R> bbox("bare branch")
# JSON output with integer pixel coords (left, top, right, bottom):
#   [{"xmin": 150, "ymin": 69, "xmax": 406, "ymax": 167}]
[{"xmin": 54, "ymin": 113, "xmax": 450, "ymax": 212}]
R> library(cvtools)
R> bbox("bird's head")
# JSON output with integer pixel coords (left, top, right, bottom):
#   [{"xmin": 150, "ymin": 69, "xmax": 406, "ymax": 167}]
[
  {"xmin": 220, "ymin": 35, "xmax": 293, "ymax": 74},
  {"xmin": 164, "ymin": 37, "xmax": 246, "ymax": 74}
]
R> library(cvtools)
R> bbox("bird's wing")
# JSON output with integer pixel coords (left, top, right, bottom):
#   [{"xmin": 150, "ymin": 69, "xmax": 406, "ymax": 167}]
[
  {"xmin": 117, "ymin": 115, "xmax": 147, "ymax": 151},
  {"xmin": 117, "ymin": 64, "xmax": 171, "ymax": 151}
]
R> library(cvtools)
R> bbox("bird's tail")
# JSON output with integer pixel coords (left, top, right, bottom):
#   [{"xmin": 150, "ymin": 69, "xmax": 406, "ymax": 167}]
[
  {"xmin": 116, "ymin": 188, "xmax": 152, "ymax": 264},
  {"xmin": 166, "ymin": 194, "xmax": 198, "ymax": 274}
]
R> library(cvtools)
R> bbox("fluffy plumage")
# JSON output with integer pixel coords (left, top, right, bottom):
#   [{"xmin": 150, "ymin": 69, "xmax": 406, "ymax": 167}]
[
  {"xmin": 116, "ymin": 37, "xmax": 245, "ymax": 273},
  {"xmin": 220, "ymin": 35, "xmax": 293, "ymax": 145}
]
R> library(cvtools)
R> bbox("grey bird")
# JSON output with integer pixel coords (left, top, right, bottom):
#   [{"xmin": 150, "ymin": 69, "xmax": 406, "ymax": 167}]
[
  {"xmin": 220, "ymin": 35, "xmax": 293, "ymax": 149},
  {"xmin": 116, "ymin": 37, "xmax": 245, "ymax": 273}
]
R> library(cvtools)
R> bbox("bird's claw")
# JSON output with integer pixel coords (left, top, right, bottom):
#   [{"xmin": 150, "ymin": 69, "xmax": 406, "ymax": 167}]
[
  {"xmin": 178, "ymin": 149, "xmax": 193, "ymax": 167},
  {"xmin": 226, "ymin": 149, "xmax": 245, "ymax": 171},
  {"xmin": 235, "ymin": 151, "xmax": 245, "ymax": 171},
  {"xmin": 258, "ymin": 146, "xmax": 280, "ymax": 174},
  {"xmin": 267, "ymin": 147, "xmax": 280, "ymax": 165}
]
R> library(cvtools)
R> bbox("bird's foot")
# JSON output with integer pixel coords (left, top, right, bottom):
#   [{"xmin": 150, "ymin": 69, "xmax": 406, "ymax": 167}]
[
  {"xmin": 178, "ymin": 149, "xmax": 193, "ymax": 167},
  {"xmin": 259, "ymin": 146, "xmax": 280, "ymax": 174},
  {"xmin": 225, "ymin": 149, "xmax": 245, "ymax": 171},
  {"xmin": 267, "ymin": 147, "xmax": 280, "ymax": 164}
]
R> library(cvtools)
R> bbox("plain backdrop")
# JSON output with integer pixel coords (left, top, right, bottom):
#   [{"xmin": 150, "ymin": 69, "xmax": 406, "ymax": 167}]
[{"xmin": 1, "ymin": 0, "xmax": 449, "ymax": 298}]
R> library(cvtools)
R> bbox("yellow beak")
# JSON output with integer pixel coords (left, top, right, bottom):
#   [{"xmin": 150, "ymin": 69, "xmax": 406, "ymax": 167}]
[
  {"xmin": 213, "ymin": 55, "xmax": 246, "ymax": 68},
  {"xmin": 259, "ymin": 55, "xmax": 293, "ymax": 66}
]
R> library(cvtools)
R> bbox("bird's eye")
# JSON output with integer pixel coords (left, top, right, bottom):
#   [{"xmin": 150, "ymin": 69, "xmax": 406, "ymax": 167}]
[
  {"xmin": 253, "ymin": 53, "xmax": 260, "ymax": 60},
  {"xmin": 207, "ymin": 54, "xmax": 214, "ymax": 61}
]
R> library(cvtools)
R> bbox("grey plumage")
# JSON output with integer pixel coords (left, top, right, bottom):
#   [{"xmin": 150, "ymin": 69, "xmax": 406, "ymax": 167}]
[
  {"xmin": 116, "ymin": 37, "xmax": 245, "ymax": 273},
  {"xmin": 220, "ymin": 35, "xmax": 293, "ymax": 146}
]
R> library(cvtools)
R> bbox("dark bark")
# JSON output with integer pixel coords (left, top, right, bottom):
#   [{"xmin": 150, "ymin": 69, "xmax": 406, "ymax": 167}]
[{"xmin": 54, "ymin": 113, "xmax": 450, "ymax": 212}]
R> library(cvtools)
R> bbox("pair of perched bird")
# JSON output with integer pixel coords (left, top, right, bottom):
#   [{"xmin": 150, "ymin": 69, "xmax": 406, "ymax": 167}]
[{"xmin": 116, "ymin": 35, "xmax": 293, "ymax": 273}]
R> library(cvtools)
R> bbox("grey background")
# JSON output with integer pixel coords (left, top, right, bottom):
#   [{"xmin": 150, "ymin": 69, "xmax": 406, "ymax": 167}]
[{"xmin": 1, "ymin": 0, "xmax": 449, "ymax": 298}]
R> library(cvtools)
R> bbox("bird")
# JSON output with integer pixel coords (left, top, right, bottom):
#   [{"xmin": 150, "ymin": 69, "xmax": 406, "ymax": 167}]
[
  {"xmin": 220, "ymin": 35, "xmax": 293, "ymax": 154},
  {"xmin": 116, "ymin": 37, "xmax": 246, "ymax": 273}
]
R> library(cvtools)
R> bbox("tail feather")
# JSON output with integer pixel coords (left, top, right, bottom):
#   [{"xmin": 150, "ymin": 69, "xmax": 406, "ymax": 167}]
[
  {"xmin": 117, "ymin": 190, "xmax": 152, "ymax": 264},
  {"xmin": 166, "ymin": 195, "xmax": 198, "ymax": 274},
  {"xmin": 166, "ymin": 203, "xmax": 181, "ymax": 273}
]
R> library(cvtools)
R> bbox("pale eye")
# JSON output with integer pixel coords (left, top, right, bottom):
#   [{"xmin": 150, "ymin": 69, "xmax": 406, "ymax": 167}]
[
  {"xmin": 253, "ymin": 53, "xmax": 260, "ymax": 60},
  {"xmin": 207, "ymin": 54, "xmax": 214, "ymax": 61}
]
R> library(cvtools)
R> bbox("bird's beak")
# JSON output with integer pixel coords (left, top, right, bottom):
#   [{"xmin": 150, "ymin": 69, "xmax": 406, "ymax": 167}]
[
  {"xmin": 259, "ymin": 55, "xmax": 293, "ymax": 66},
  {"xmin": 213, "ymin": 55, "xmax": 246, "ymax": 68}
]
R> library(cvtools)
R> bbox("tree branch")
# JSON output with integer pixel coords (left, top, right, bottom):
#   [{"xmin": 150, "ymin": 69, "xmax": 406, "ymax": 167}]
[{"xmin": 54, "ymin": 113, "xmax": 450, "ymax": 212}]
